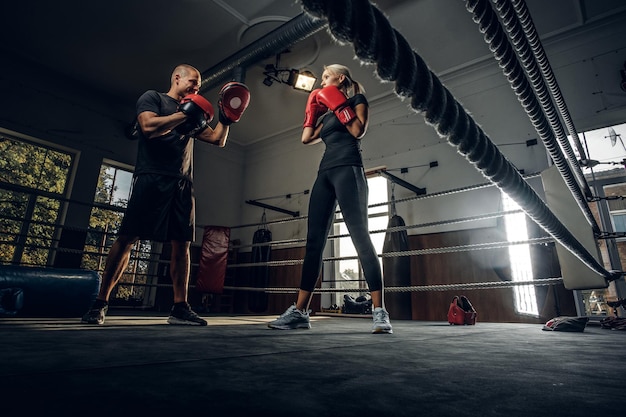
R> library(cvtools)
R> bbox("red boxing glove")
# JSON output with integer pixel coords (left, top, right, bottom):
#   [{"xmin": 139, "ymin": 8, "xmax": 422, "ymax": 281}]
[
  {"xmin": 303, "ymin": 88, "xmax": 328, "ymax": 128},
  {"xmin": 179, "ymin": 94, "xmax": 214, "ymax": 122},
  {"xmin": 316, "ymin": 85, "xmax": 356, "ymax": 125},
  {"xmin": 218, "ymin": 82, "xmax": 251, "ymax": 125},
  {"xmin": 177, "ymin": 94, "xmax": 214, "ymax": 135}
]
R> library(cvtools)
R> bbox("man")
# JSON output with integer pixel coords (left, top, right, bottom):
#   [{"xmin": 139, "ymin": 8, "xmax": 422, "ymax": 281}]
[{"xmin": 82, "ymin": 64, "xmax": 250, "ymax": 325}]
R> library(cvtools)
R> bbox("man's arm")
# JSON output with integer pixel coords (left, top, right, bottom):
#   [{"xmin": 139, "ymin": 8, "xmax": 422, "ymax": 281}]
[
  {"xmin": 137, "ymin": 111, "xmax": 187, "ymax": 139},
  {"xmin": 194, "ymin": 123, "xmax": 230, "ymax": 147}
]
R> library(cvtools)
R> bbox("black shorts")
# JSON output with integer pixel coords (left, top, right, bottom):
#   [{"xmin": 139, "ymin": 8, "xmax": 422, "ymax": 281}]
[{"xmin": 119, "ymin": 174, "xmax": 195, "ymax": 242}]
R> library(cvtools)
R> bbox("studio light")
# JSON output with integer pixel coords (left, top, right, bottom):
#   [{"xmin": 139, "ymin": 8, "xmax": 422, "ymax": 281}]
[
  {"xmin": 262, "ymin": 55, "xmax": 317, "ymax": 93},
  {"xmin": 289, "ymin": 70, "xmax": 317, "ymax": 92}
]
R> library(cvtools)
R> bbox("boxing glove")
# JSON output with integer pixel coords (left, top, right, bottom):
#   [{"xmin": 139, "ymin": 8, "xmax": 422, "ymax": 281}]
[
  {"xmin": 316, "ymin": 85, "xmax": 356, "ymax": 125},
  {"xmin": 303, "ymin": 88, "xmax": 328, "ymax": 128},
  {"xmin": 218, "ymin": 82, "xmax": 251, "ymax": 125},
  {"xmin": 176, "ymin": 94, "xmax": 214, "ymax": 135}
]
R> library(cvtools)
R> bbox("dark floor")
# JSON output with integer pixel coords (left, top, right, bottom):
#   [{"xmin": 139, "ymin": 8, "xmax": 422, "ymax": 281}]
[{"xmin": 1, "ymin": 310, "xmax": 624, "ymax": 416}]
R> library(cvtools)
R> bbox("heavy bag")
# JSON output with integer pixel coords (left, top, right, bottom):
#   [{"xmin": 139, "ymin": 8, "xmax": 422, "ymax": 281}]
[
  {"xmin": 0, "ymin": 265, "xmax": 100, "ymax": 317},
  {"xmin": 382, "ymin": 214, "xmax": 412, "ymax": 320},
  {"xmin": 196, "ymin": 226, "xmax": 230, "ymax": 294},
  {"xmin": 248, "ymin": 228, "xmax": 272, "ymax": 313}
]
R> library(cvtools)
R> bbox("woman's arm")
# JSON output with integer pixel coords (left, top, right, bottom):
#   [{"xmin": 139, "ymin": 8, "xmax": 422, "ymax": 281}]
[
  {"xmin": 301, "ymin": 123, "xmax": 323, "ymax": 145},
  {"xmin": 345, "ymin": 102, "xmax": 368, "ymax": 139}
]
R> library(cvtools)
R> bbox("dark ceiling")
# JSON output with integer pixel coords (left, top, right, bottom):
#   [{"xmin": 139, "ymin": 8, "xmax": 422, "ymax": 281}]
[{"xmin": 2, "ymin": 0, "xmax": 626, "ymax": 147}]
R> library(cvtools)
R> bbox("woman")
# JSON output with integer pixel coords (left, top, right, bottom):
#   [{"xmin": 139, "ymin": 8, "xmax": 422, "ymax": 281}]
[{"xmin": 268, "ymin": 64, "xmax": 392, "ymax": 334}]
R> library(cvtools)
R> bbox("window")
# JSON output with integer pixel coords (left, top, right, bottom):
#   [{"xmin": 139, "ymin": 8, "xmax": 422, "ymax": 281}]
[
  {"xmin": 0, "ymin": 133, "xmax": 74, "ymax": 266},
  {"xmin": 575, "ymin": 122, "xmax": 626, "ymax": 173},
  {"xmin": 331, "ymin": 175, "xmax": 388, "ymax": 303},
  {"xmin": 83, "ymin": 162, "xmax": 152, "ymax": 304},
  {"xmin": 502, "ymin": 191, "xmax": 539, "ymax": 316}
]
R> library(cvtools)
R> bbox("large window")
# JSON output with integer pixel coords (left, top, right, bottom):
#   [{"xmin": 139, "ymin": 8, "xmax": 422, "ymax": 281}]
[
  {"xmin": 83, "ymin": 162, "xmax": 153, "ymax": 304},
  {"xmin": 331, "ymin": 175, "xmax": 388, "ymax": 302},
  {"xmin": 502, "ymin": 191, "xmax": 539, "ymax": 316},
  {"xmin": 0, "ymin": 133, "xmax": 74, "ymax": 266}
]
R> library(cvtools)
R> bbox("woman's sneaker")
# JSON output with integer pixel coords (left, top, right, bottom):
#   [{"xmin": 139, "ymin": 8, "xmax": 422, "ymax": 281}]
[
  {"xmin": 167, "ymin": 302, "xmax": 207, "ymax": 326},
  {"xmin": 372, "ymin": 307, "xmax": 393, "ymax": 334},
  {"xmin": 268, "ymin": 304, "xmax": 311, "ymax": 329}
]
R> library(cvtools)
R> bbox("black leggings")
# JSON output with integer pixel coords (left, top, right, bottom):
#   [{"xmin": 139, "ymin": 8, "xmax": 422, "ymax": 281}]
[{"xmin": 300, "ymin": 165, "xmax": 383, "ymax": 292}]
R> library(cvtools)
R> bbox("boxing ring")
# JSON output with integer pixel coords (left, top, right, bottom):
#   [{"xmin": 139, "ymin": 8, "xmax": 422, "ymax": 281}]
[
  {"xmin": 2, "ymin": 0, "xmax": 624, "ymax": 319},
  {"xmin": 195, "ymin": 0, "xmax": 621, "ymax": 310}
]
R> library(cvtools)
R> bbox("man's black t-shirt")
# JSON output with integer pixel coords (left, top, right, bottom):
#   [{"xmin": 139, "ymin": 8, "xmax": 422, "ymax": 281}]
[{"xmin": 134, "ymin": 90, "xmax": 194, "ymax": 180}]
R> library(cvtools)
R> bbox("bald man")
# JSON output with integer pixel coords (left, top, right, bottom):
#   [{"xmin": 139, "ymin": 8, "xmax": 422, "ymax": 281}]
[{"xmin": 82, "ymin": 64, "xmax": 230, "ymax": 325}]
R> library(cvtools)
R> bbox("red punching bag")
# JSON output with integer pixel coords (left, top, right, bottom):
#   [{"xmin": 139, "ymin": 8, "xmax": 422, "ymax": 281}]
[{"xmin": 196, "ymin": 226, "xmax": 230, "ymax": 294}]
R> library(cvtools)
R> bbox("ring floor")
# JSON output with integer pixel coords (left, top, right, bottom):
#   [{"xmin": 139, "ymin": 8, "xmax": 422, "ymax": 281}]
[{"xmin": 1, "ymin": 310, "xmax": 624, "ymax": 416}]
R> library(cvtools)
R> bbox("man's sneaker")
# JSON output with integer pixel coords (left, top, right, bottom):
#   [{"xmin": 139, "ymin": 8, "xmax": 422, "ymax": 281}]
[
  {"xmin": 372, "ymin": 307, "xmax": 393, "ymax": 334},
  {"xmin": 81, "ymin": 301, "xmax": 108, "ymax": 325},
  {"xmin": 167, "ymin": 302, "xmax": 207, "ymax": 326},
  {"xmin": 268, "ymin": 304, "xmax": 311, "ymax": 330}
]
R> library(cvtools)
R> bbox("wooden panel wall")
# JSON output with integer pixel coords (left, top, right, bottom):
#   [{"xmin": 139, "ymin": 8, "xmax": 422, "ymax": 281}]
[
  {"xmin": 189, "ymin": 225, "xmax": 576, "ymax": 323},
  {"xmin": 407, "ymin": 227, "xmax": 576, "ymax": 323}
]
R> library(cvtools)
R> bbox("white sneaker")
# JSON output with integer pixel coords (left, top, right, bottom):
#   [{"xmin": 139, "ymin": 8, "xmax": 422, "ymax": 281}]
[
  {"xmin": 268, "ymin": 304, "xmax": 311, "ymax": 330},
  {"xmin": 372, "ymin": 307, "xmax": 393, "ymax": 334}
]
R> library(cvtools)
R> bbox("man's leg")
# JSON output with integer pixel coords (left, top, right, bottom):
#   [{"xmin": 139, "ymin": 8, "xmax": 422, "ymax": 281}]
[
  {"xmin": 170, "ymin": 240, "xmax": 191, "ymax": 303},
  {"xmin": 97, "ymin": 235, "xmax": 139, "ymax": 301},
  {"xmin": 82, "ymin": 235, "xmax": 138, "ymax": 324},
  {"xmin": 167, "ymin": 240, "xmax": 207, "ymax": 325}
]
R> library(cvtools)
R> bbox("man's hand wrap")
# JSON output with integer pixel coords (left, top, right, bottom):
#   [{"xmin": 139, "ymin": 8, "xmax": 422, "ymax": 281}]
[{"xmin": 218, "ymin": 82, "xmax": 250, "ymax": 125}]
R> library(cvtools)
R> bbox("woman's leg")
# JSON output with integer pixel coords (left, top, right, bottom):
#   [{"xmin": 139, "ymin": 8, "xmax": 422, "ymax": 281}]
[
  {"xmin": 297, "ymin": 171, "xmax": 338, "ymax": 309},
  {"xmin": 333, "ymin": 166, "xmax": 385, "ymax": 308}
]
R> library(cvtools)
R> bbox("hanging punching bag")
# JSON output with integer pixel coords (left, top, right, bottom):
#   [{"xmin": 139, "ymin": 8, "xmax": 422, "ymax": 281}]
[
  {"xmin": 248, "ymin": 227, "xmax": 272, "ymax": 313},
  {"xmin": 382, "ymin": 214, "xmax": 412, "ymax": 320},
  {"xmin": 196, "ymin": 226, "xmax": 230, "ymax": 294}
]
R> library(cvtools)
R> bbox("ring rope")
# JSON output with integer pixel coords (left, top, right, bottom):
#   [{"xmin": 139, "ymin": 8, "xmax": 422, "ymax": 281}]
[
  {"xmin": 297, "ymin": 0, "xmax": 618, "ymax": 281},
  {"xmin": 223, "ymin": 277, "xmax": 564, "ymax": 294},
  {"xmin": 231, "ymin": 209, "xmax": 524, "ymax": 250},
  {"xmin": 227, "ymin": 236, "xmax": 554, "ymax": 268},
  {"xmin": 231, "ymin": 172, "xmax": 541, "ymax": 231}
]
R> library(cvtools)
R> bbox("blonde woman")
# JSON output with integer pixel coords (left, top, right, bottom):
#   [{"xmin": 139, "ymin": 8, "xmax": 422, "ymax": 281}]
[{"xmin": 268, "ymin": 64, "xmax": 392, "ymax": 334}]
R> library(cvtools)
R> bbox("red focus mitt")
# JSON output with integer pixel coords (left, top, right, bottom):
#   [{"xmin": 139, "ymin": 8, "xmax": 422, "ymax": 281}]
[{"xmin": 218, "ymin": 82, "xmax": 251, "ymax": 125}]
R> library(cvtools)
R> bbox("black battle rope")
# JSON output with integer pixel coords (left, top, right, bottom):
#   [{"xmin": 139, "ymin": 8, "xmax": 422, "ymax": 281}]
[
  {"xmin": 507, "ymin": 0, "xmax": 588, "ymax": 163},
  {"xmin": 297, "ymin": 0, "xmax": 618, "ymax": 281},
  {"xmin": 483, "ymin": 0, "xmax": 596, "ymax": 222}
]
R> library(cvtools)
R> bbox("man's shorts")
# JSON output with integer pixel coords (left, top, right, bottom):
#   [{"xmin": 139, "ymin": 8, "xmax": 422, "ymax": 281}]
[{"xmin": 119, "ymin": 174, "xmax": 194, "ymax": 242}]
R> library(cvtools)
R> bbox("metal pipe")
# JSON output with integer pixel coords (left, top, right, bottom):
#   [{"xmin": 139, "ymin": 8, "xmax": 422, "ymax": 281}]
[{"xmin": 199, "ymin": 13, "xmax": 327, "ymax": 93}]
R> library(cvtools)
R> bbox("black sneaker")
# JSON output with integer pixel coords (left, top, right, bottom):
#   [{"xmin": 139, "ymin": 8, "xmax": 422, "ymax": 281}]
[
  {"xmin": 167, "ymin": 302, "xmax": 207, "ymax": 326},
  {"xmin": 81, "ymin": 301, "xmax": 108, "ymax": 325}
]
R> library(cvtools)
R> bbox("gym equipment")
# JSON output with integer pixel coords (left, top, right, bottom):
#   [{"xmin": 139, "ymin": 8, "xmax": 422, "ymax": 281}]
[{"xmin": 0, "ymin": 265, "xmax": 100, "ymax": 317}]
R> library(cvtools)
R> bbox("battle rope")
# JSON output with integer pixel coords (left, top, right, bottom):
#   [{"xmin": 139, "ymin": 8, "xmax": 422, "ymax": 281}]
[
  {"xmin": 507, "ymin": 0, "xmax": 587, "ymax": 162},
  {"xmin": 297, "ymin": 0, "xmax": 619, "ymax": 281},
  {"xmin": 474, "ymin": 0, "xmax": 597, "ymax": 228}
]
